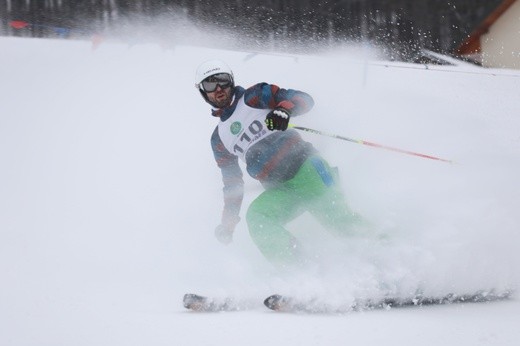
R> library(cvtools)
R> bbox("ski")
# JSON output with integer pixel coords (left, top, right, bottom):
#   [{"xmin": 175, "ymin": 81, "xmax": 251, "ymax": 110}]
[
  {"xmin": 184, "ymin": 290, "xmax": 513, "ymax": 313},
  {"xmin": 263, "ymin": 290, "xmax": 513, "ymax": 313},
  {"xmin": 183, "ymin": 293, "xmax": 258, "ymax": 312}
]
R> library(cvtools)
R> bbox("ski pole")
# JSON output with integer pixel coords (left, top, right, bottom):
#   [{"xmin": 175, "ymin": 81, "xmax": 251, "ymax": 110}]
[{"xmin": 289, "ymin": 125, "xmax": 453, "ymax": 164}]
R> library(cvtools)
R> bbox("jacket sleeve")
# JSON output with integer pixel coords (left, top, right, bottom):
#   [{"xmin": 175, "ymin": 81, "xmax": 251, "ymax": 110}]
[
  {"xmin": 243, "ymin": 83, "xmax": 314, "ymax": 115},
  {"xmin": 210, "ymin": 127, "xmax": 244, "ymax": 225}
]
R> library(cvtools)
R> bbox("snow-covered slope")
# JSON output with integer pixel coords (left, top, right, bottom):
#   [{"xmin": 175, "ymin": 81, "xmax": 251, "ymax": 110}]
[{"xmin": 1, "ymin": 36, "xmax": 519, "ymax": 346}]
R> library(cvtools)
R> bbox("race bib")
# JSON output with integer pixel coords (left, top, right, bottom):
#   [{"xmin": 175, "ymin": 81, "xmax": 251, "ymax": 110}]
[{"xmin": 218, "ymin": 98, "xmax": 275, "ymax": 161}]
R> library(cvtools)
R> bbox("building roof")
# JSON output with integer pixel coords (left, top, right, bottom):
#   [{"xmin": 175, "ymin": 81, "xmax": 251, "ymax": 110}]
[{"xmin": 456, "ymin": 0, "xmax": 518, "ymax": 55}]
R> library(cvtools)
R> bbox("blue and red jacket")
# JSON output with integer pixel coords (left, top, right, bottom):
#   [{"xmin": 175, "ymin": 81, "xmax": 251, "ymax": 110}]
[{"xmin": 210, "ymin": 83, "xmax": 316, "ymax": 223}]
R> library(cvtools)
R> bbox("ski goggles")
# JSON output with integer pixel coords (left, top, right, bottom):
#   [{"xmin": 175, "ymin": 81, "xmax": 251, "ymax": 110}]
[{"xmin": 199, "ymin": 73, "xmax": 233, "ymax": 93}]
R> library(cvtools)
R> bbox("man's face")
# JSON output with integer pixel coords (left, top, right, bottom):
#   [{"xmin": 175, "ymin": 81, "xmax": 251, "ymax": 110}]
[
  {"xmin": 200, "ymin": 73, "xmax": 233, "ymax": 109},
  {"xmin": 206, "ymin": 84, "xmax": 233, "ymax": 109}
]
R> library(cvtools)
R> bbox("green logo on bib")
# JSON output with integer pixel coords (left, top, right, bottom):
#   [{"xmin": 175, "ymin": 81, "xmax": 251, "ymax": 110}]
[{"xmin": 230, "ymin": 121, "xmax": 242, "ymax": 135}]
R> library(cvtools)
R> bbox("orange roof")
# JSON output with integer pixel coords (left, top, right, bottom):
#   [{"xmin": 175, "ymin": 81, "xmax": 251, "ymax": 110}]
[{"xmin": 456, "ymin": 0, "xmax": 518, "ymax": 55}]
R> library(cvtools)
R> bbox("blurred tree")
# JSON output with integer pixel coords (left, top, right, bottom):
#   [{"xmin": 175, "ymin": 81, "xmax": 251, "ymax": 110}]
[{"xmin": 0, "ymin": 0, "xmax": 506, "ymax": 59}]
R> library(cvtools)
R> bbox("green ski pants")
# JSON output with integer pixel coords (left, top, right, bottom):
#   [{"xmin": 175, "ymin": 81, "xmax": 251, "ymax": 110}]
[{"xmin": 246, "ymin": 156, "xmax": 362, "ymax": 266}]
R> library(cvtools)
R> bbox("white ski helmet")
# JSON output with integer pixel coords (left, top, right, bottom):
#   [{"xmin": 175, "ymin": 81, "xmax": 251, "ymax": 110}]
[{"xmin": 195, "ymin": 59, "xmax": 234, "ymax": 91}]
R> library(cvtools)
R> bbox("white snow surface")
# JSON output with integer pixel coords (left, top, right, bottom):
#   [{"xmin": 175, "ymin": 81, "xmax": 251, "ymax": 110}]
[{"xmin": 1, "ymin": 36, "xmax": 520, "ymax": 346}]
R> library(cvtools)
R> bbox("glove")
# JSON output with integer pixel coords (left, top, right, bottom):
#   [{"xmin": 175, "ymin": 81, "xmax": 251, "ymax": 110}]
[
  {"xmin": 214, "ymin": 224, "xmax": 234, "ymax": 245},
  {"xmin": 214, "ymin": 216, "xmax": 240, "ymax": 245},
  {"xmin": 265, "ymin": 107, "xmax": 290, "ymax": 131}
]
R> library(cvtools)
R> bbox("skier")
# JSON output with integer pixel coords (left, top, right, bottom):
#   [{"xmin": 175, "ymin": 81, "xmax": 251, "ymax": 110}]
[{"xmin": 196, "ymin": 59, "xmax": 363, "ymax": 268}]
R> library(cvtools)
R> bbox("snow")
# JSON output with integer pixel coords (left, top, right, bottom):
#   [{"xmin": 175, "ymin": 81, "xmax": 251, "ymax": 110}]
[{"xmin": 1, "ymin": 35, "xmax": 519, "ymax": 346}]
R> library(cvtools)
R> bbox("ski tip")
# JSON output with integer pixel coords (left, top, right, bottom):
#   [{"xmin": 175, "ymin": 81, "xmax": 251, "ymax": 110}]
[
  {"xmin": 263, "ymin": 294, "xmax": 280, "ymax": 307},
  {"xmin": 264, "ymin": 294, "xmax": 291, "ymax": 311},
  {"xmin": 183, "ymin": 293, "xmax": 208, "ymax": 311}
]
